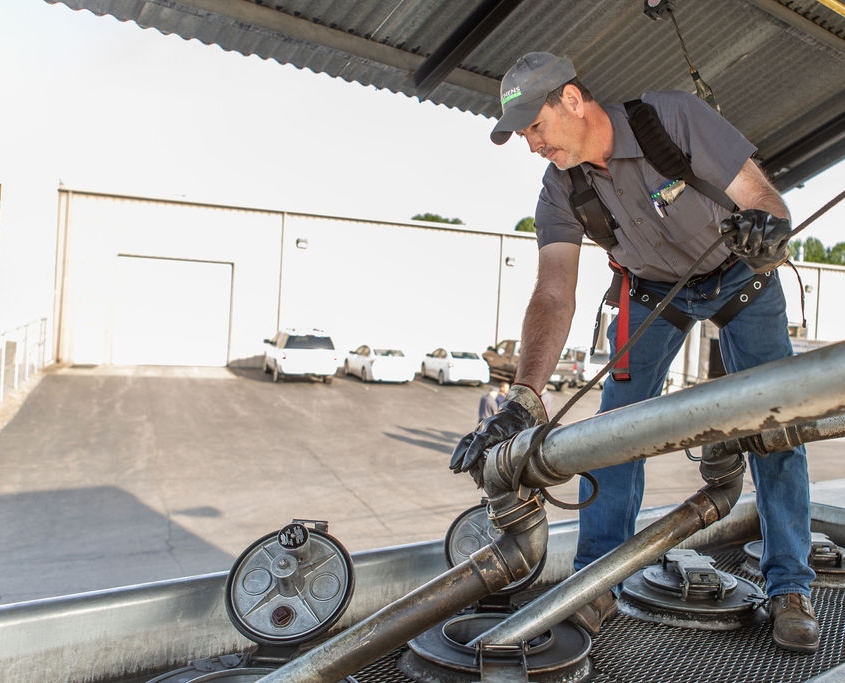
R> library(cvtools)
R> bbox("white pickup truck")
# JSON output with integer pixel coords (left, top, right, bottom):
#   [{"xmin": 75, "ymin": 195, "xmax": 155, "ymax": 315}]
[{"xmin": 262, "ymin": 328, "xmax": 339, "ymax": 383}]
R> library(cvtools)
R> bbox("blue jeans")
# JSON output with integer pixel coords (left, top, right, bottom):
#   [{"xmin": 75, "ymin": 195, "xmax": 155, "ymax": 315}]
[{"xmin": 574, "ymin": 261, "xmax": 815, "ymax": 597}]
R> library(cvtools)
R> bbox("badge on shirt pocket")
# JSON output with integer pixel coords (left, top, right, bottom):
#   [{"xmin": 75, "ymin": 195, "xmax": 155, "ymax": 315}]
[{"xmin": 650, "ymin": 179, "xmax": 686, "ymax": 217}]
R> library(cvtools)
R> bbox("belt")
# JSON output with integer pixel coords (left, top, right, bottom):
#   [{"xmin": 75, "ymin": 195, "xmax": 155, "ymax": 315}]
[
  {"xmin": 596, "ymin": 256, "xmax": 771, "ymax": 381},
  {"xmin": 685, "ymin": 256, "xmax": 737, "ymax": 289}
]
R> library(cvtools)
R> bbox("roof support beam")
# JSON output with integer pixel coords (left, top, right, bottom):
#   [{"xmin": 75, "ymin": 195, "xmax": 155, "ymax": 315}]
[
  {"xmin": 763, "ymin": 110, "xmax": 845, "ymax": 190},
  {"xmin": 408, "ymin": 0, "xmax": 527, "ymax": 99},
  {"xmin": 50, "ymin": 0, "xmax": 502, "ymax": 98},
  {"xmin": 745, "ymin": 0, "xmax": 845, "ymax": 53}
]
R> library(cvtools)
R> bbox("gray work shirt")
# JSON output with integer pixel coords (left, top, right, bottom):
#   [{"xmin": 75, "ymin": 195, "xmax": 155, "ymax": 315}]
[{"xmin": 534, "ymin": 90, "xmax": 756, "ymax": 282}]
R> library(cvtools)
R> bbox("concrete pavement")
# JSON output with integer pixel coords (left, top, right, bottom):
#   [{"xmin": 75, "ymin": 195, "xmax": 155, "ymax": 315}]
[{"xmin": 0, "ymin": 364, "xmax": 841, "ymax": 604}]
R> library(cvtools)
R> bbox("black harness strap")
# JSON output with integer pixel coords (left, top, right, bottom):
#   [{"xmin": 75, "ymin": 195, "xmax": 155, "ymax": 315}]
[
  {"xmin": 709, "ymin": 271, "xmax": 772, "ymax": 328},
  {"xmin": 568, "ymin": 98, "xmax": 737, "ymax": 254},
  {"xmin": 623, "ymin": 100, "xmax": 736, "ymax": 213},
  {"xmin": 614, "ymin": 267, "xmax": 773, "ymax": 344},
  {"xmin": 598, "ymin": 261, "xmax": 774, "ymax": 362},
  {"xmin": 629, "ymin": 287, "xmax": 697, "ymax": 333},
  {"xmin": 568, "ymin": 166, "xmax": 618, "ymax": 251}
]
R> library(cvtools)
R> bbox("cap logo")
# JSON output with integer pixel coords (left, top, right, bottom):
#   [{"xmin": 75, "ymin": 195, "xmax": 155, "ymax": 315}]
[{"xmin": 501, "ymin": 86, "xmax": 521, "ymax": 106}]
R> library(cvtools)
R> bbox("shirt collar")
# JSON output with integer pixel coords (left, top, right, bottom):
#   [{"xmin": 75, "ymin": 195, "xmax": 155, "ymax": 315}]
[{"xmin": 606, "ymin": 101, "xmax": 642, "ymax": 161}]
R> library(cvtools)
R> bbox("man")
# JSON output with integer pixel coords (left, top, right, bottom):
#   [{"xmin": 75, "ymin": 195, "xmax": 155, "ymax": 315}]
[
  {"xmin": 495, "ymin": 381, "xmax": 510, "ymax": 408},
  {"xmin": 450, "ymin": 52, "xmax": 818, "ymax": 653},
  {"xmin": 478, "ymin": 384, "xmax": 500, "ymax": 421}
]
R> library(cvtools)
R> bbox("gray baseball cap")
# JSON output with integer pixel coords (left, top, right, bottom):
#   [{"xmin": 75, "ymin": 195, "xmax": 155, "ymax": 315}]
[{"xmin": 490, "ymin": 52, "xmax": 577, "ymax": 145}]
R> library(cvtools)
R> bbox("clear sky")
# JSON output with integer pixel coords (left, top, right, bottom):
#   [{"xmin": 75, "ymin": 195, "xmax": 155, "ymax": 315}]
[
  {"xmin": 1, "ymin": 1, "xmax": 549, "ymax": 230},
  {"xmin": 1, "ymin": 1, "xmax": 843, "ymax": 329}
]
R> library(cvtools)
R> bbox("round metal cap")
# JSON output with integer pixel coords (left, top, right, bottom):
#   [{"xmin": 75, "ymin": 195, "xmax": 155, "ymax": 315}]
[
  {"xmin": 743, "ymin": 533, "xmax": 845, "ymax": 587},
  {"xmin": 399, "ymin": 612, "xmax": 592, "ymax": 682},
  {"xmin": 225, "ymin": 525, "xmax": 354, "ymax": 645},
  {"xmin": 622, "ymin": 551, "xmax": 766, "ymax": 631}
]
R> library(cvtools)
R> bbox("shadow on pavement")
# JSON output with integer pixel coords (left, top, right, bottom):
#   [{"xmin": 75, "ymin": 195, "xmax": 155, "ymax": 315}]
[
  {"xmin": 0, "ymin": 486, "xmax": 234, "ymax": 604},
  {"xmin": 383, "ymin": 425, "xmax": 465, "ymax": 455}
]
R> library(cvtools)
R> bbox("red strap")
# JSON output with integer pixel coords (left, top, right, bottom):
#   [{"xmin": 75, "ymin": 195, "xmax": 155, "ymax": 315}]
[{"xmin": 613, "ymin": 268, "xmax": 631, "ymax": 381}]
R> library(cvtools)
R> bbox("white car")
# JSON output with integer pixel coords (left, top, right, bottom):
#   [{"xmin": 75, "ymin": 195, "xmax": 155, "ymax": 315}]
[
  {"xmin": 548, "ymin": 347, "xmax": 579, "ymax": 391},
  {"xmin": 344, "ymin": 345, "xmax": 417, "ymax": 383},
  {"xmin": 421, "ymin": 348, "xmax": 489, "ymax": 386},
  {"xmin": 262, "ymin": 329, "xmax": 339, "ymax": 383},
  {"xmin": 574, "ymin": 348, "xmax": 610, "ymax": 388}
]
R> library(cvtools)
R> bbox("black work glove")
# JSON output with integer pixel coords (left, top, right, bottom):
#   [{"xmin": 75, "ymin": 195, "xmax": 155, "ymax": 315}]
[
  {"xmin": 719, "ymin": 209, "xmax": 791, "ymax": 274},
  {"xmin": 450, "ymin": 384, "xmax": 547, "ymax": 475}
]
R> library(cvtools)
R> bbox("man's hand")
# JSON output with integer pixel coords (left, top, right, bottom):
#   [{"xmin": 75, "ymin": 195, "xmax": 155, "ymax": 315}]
[
  {"xmin": 719, "ymin": 209, "xmax": 791, "ymax": 273},
  {"xmin": 450, "ymin": 384, "xmax": 548, "ymax": 475}
]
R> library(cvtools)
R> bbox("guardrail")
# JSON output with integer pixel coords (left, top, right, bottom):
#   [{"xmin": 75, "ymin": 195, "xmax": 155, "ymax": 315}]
[{"xmin": 1, "ymin": 318, "xmax": 49, "ymax": 404}]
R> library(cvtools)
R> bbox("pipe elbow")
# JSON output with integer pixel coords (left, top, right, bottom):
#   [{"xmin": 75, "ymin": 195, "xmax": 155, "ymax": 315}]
[
  {"xmin": 485, "ymin": 489, "xmax": 549, "ymax": 576},
  {"xmin": 699, "ymin": 444, "xmax": 745, "ymax": 515}
]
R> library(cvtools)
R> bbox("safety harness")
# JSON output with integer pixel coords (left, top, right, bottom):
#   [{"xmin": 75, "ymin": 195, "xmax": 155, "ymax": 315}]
[{"xmin": 569, "ymin": 99, "xmax": 773, "ymax": 380}]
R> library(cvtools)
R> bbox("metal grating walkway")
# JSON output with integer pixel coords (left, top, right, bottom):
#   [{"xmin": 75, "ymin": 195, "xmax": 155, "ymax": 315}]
[{"xmin": 351, "ymin": 547, "xmax": 845, "ymax": 683}]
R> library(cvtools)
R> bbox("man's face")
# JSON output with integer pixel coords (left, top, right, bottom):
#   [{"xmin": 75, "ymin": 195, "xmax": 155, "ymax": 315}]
[{"xmin": 516, "ymin": 98, "xmax": 586, "ymax": 170}]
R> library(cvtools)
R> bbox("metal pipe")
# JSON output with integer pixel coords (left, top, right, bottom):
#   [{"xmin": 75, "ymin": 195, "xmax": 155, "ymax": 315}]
[
  {"xmin": 482, "ymin": 341, "xmax": 845, "ymax": 494},
  {"xmin": 261, "ymin": 342, "xmax": 845, "ymax": 681},
  {"xmin": 471, "ymin": 479, "xmax": 743, "ymax": 646},
  {"xmin": 708, "ymin": 412, "xmax": 845, "ymax": 459},
  {"xmin": 470, "ymin": 348, "xmax": 841, "ymax": 648},
  {"xmin": 472, "ymin": 487, "xmax": 726, "ymax": 645},
  {"xmin": 258, "ymin": 492, "xmax": 548, "ymax": 682}
]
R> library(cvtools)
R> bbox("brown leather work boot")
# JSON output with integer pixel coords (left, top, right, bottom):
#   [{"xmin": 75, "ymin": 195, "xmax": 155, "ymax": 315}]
[
  {"xmin": 567, "ymin": 591, "xmax": 619, "ymax": 636},
  {"xmin": 770, "ymin": 593, "xmax": 820, "ymax": 653}
]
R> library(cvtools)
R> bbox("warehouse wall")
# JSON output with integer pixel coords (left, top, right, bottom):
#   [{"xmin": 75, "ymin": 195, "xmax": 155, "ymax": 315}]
[
  {"xmin": 53, "ymin": 189, "xmax": 836, "ymax": 382},
  {"xmin": 54, "ymin": 189, "xmax": 611, "ymax": 368}
]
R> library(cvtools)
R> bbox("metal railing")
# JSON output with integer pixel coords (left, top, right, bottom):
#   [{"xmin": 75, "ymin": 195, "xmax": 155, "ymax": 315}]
[{"xmin": 0, "ymin": 318, "xmax": 49, "ymax": 404}]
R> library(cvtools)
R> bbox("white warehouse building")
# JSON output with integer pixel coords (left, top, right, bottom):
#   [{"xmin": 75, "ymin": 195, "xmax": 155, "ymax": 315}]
[{"xmin": 52, "ymin": 188, "xmax": 841, "ymax": 388}]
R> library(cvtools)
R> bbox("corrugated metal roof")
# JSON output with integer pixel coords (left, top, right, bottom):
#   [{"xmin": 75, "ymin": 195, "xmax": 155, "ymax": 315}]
[{"xmin": 47, "ymin": 0, "xmax": 845, "ymax": 190}]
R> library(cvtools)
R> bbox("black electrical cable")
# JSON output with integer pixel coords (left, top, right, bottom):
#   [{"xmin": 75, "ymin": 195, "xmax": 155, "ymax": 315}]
[{"xmin": 666, "ymin": 9, "xmax": 720, "ymax": 112}]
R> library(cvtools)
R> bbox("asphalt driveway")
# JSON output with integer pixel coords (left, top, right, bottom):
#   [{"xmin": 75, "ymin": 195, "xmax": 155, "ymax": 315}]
[{"xmin": 0, "ymin": 365, "xmax": 840, "ymax": 604}]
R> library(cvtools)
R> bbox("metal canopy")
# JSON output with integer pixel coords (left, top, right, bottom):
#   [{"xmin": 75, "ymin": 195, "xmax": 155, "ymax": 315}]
[{"xmin": 47, "ymin": 0, "xmax": 845, "ymax": 191}]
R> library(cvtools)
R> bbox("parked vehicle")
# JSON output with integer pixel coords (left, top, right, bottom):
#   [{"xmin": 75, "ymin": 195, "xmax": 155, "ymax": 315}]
[
  {"xmin": 262, "ymin": 329, "xmax": 339, "ymax": 383},
  {"xmin": 484, "ymin": 339, "xmax": 579, "ymax": 391},
  {"xmin": 482, "ymin": 339, "xmax": 520, "ymax": 383},
  {"xmin": 344, "ymin": 344, "xmax": 417, "ymax": 383},
  {"xmin": 421, "ymin": 348, "xmax": 489, "ymax": 386},
  {"xmin": 548, "ymin": 348, "xmax": 580, "ymax": 391},
  {"xmin": 574, "ymin": 348, "xmax": 610, "ymax": 388}
]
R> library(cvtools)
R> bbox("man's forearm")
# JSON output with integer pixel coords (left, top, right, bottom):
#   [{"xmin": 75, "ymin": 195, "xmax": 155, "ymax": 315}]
[
  {"xmin": 727, "ymin": 159, "xmax": 790, "ymax": 220},
  {"xmin": 515, "ymin": 290, "xmax": 575, "ymax": 393}
]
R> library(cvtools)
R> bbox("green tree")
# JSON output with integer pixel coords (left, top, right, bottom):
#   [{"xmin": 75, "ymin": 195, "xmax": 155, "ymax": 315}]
[
  {"xmin": 791, "ymin": 237, "xmax": 845, "ymax": 265},
  {"xmin": 411, "ymin": 212, "xmax": 464, "ymax": 225},
  {"xmin": 798, "ymin": 237, "xmax": 827, "ymax": 263},
  {"xmin": 515, "ymin": 216, "xmax": 536, "ymax": 232},
  {"xmin": 827, "ymin": 242, "xmax": 845, "ymax": 265}
]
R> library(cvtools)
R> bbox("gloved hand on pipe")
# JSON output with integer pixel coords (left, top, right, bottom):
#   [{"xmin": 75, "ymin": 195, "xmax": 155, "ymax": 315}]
[
  {"xmin": 450, "ymin": 384, "xmax": 548, "ymax": 475},
  {"xmin": 718, "ymin": 209, "xmax": 791, "ymax": 273}
]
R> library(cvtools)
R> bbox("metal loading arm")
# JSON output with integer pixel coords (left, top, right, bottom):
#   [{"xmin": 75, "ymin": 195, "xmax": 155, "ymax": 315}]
[
  {"xmin": 259, "ymin": 341, "xmax": 845, "ymax": 683},
  {"xmin": 480, "ymin": 341, "xmax": 845, "ymax": 496}
]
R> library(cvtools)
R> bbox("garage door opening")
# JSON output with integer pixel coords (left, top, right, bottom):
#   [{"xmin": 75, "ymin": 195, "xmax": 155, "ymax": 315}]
[{"xmin": 112, "ymin": 255, "xmax": 232, "ymax": 366}]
